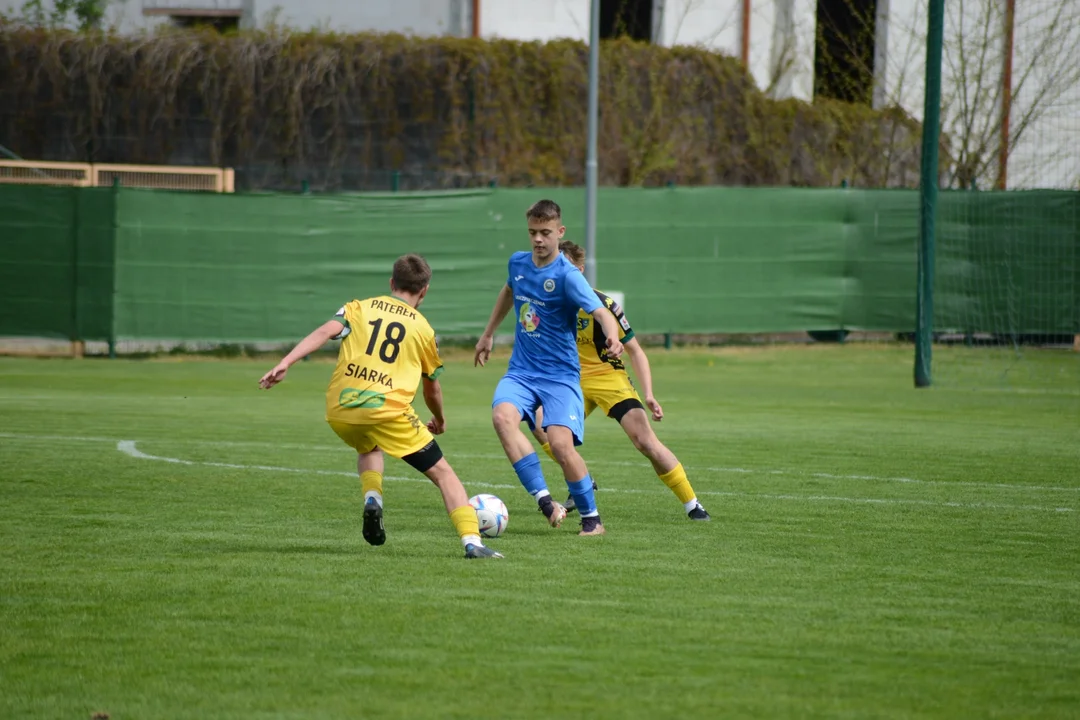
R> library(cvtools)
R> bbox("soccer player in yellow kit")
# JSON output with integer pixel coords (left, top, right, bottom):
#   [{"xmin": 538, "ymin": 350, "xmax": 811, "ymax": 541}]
[
  {"xmin": 530, "ymin": 242, "xmax": 711, "ymax": 521},
  {"xmin": 259, "ymin": 254, "xmax": 503, "ymax": 559}
]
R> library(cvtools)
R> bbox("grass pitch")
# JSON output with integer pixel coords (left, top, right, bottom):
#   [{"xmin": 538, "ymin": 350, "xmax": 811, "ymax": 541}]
[{"xmin": 1, "ymin": 345, "xmax": 1078, "ymax": 719}]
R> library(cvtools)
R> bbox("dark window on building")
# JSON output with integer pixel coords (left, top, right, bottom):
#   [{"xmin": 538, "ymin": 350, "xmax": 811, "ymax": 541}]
[
  {"xmin": 600, "ymin": 0, "xmax": 653, "ymax": 42},
  {"xmin": 814, "ymin": 0, "xmax": 877, "ymax": 104},
  {"xmin": 171, "ymin": 15, "xmax": 240, "ymax": 33}
]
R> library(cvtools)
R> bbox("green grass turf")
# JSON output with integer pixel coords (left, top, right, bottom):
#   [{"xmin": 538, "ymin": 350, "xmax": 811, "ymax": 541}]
[{"xmin": 1, "ymin": 345, "xmax": 1078, "ymax": 719}]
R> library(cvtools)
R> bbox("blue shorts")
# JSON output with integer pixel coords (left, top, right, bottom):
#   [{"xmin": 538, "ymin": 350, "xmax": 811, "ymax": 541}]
[{"xmin": 493, "ymin": 373, "xmax": 585, "ymax": 446}]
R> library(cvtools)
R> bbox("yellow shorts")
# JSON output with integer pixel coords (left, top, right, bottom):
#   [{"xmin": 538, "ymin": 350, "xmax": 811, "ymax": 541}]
[
  {"xmin": 581, "ymin": 371, "xmax": 643, "ymax": 418},
  {"xmin": 327, "ymin": 409, "xmax": 433, "ymax": 459}
]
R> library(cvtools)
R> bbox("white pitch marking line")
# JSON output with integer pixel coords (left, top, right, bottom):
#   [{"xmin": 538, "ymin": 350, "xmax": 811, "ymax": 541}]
[
  {"xmin": 4, "ymin": 431, "xmax": 1077, "ymax": 494},
  {"xmin": 1, "ymin": 432, "xmax": 120, "ymax": 443},
  {"xmin": 114, "ymin": 441, "xmax": 518, "ymax": 491},
  {"xmin": 110, "ymin": 440, "xmax": 1075, "ymax": 514}
]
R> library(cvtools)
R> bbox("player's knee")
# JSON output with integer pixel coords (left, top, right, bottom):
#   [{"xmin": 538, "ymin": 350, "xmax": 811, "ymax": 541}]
[
  {"xmin": 491, "ymin": 404, "xmax": 521, "ymax": 435},
  {"xmin": 548, "ymin": 435, "xmax": 575, "ymax": 464},
  {"xmin": 552, "ymin": 448, "xmax": 578, "ymax": 469},
  {"xmin": 629, "ymin": 427, "xmax": 661, "ymax": 457}
]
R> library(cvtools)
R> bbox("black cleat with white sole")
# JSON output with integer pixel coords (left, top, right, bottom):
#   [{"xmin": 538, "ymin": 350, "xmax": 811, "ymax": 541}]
[
  {"xmin": 687, "ymin": 504, "xmax": 711, "ymax": 521},
  {"xmin": 362, "ymin": 498, "xmax": 386, "ymax": 546}
]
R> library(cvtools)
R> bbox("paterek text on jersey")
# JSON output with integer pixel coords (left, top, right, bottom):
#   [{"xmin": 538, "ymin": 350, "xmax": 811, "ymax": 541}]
[
  {"xmin": 576, "ymin": 290, "xmax": 635, "ymax": 378},
  {"xmin": 325, "ymin": 296, "xmax": 443, "ymax": 422},
  {"xmin": 506, "ymin": 251, "xmax": 603, "ymax": 378}
]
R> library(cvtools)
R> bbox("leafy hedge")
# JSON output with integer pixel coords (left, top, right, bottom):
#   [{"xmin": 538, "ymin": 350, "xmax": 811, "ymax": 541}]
[{"xmin": 0, "ymin": 25, "xmax": 922, "ymax": 190}]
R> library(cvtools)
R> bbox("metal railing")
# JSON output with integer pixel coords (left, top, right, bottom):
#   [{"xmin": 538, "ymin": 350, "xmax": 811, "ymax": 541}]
[{"xmin": 0, "ymin": 160, "xmax": 235, "ymax": 192}]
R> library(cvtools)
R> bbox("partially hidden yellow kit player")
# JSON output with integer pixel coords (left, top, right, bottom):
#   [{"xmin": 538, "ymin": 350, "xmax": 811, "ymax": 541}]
[
  {"xmin": 258, "ymin": 254, "xmax": 503, "ymax": 559},
  {"xmin": 530, "ymin": 241, "xmax": 711, "ymax": 521}
]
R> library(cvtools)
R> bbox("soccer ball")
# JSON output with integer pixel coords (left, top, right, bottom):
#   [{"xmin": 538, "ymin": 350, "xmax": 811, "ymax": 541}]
[{"xmin": 468, "ymin": 493, "xmax": 509, "ymax": 538}]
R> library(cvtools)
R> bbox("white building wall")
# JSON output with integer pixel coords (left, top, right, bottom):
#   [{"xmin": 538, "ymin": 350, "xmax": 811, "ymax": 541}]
[
  {"xmin": 1006, "ymin": 0, "xmax": 1080, "ymax": 189},
  {"xmin": 655, "ymin": 0, "xmax": 814, "ymax": 100},
  {"xmin": 482, "ymin": 0, "xmax": 816, "ymax": 101},
  {"xmin": 479, "ymin": 0, "xmax": 589, "ymax": 42},
  {"xmin": 875, "ymin": 0, "xmax": 933, "ymax": 119},
  {"xmin": 249, "ymin": 0, "xmax": 457, "ymax": 35},
  {"xmin": 0, "ymin": 0, "xmax": 150, "ymax": 32},
  {"xmin": 103, "ymin": 0, "xmax": 168, "ymax": 33},
  {"xmin": 760, "ymin": 0, "xmax": 816, "ymax": 100},
  {"xmin": 658, "ymin": 0, "xmax": 740, "ymax": 51},
  {"xmin": 482, "ymin": 0, "xmax": 817, "ymax": 102},
  {"xmin": 877, "ymin": 0, "xmax": 1079, "ymax": 188},
  {"xmin": 0, "ymin": 0, "xmax": 459, "ymax": 34}
]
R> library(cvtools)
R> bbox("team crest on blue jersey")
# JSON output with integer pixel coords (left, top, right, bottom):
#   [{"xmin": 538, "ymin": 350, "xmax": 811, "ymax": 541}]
[
  {"xmin": 543, "ymin": 278, "xmax": 556, "ymax": 292},
  {"xmin": 519, "ymin": 303, "xmax": 540, "ymax": 332}
]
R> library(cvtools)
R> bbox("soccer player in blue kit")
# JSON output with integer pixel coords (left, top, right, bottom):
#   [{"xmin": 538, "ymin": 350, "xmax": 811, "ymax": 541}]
[{"xmin": 474, "ymin": 199, "xmax": 624, "ymax": 536}]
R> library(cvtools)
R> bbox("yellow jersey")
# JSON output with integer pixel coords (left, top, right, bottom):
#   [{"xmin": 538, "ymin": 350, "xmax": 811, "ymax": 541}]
[
  {"xmin": 575, "ymin": 290, "xmax": 635, "ymax": 379},
  {"xmin": 325, "ymin": 295, "xmax": 443, "ymax": 424}
]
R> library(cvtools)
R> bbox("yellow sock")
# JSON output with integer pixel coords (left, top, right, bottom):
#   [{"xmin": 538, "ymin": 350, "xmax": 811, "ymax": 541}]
[
  {"xmin": 360, "ymin": 470, "xmax": 383, "ymax": 503},
  {"xmin": 450, "ymin": 505, "xmax": 480, "ymax": 541},
  {"xmin": 659, "ymin": 463, "xmax": 696, "ymax": 505},
  {"xmin": 540, "ymin": 442, "xmax": 556, "ymax": 462}
]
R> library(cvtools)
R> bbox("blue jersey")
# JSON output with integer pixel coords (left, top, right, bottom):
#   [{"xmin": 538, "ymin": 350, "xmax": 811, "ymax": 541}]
[{"xmin": 506, "ymin": 251, "xmax": 602, "ymax": 379}]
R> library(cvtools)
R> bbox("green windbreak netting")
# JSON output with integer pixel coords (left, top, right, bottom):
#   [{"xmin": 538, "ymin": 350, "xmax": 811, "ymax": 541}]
[
  {"xmin": 553, "ymin": 187, "xmax": 918, "ymax": 334},
  {"xmin": 111, "ymin": 190, "xmax": 515, "ymax": 341},
  {"xmin": 936, "ymin": 190, "xmax": 1079, "ymax": 336},
  {"xmin": 0, "ymin": 185, "xmax": 115, "ymax": 341},
  {"xmin": 114, "ymin": 187, "xmax": 925, "ymax": 340},
  {"xmin": 2, "ymin": 185, "xmax": 1075, "ymax": 343},
  {"xmin": 0, "ymin": 186, "xmax": 77, "ymax": 339}
]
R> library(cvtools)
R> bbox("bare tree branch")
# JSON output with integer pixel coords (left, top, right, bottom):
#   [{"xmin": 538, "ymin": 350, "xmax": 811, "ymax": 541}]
[{"xmin": 889, "ymin": 0, "xmax": 1079, "ymax": 188}]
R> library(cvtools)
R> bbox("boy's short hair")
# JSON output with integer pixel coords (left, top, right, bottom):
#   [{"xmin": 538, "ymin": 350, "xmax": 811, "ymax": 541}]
[
  {"xmin": 392, "ymin": 254, "xmax": 432, "ymax": 294},
  {"xmin": 525, "ymin": 199, "xmax": 562, "ymax": 223}
]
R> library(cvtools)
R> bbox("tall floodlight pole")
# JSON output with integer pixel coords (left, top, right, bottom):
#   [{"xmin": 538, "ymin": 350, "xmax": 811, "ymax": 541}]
[
  {"xmin": 915, "ymin": 0, "xmax": 944, "ymax": 388},
  {"xmin": 584, "ymin": 0, "xmax": 600, "ymax": 286}
]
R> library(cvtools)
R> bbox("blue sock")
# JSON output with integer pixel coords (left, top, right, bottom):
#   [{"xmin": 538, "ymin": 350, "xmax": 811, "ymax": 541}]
[
  {"xmin": 512, "ymin": 453, "xmax": 548, "ymax": 498},
  {"xmin": 567, "ymin": 474, "xmax": 599, "ymax": 517}
]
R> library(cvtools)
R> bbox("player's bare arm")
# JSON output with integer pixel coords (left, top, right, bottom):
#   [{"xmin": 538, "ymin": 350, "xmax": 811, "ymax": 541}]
[
  {"xmin": 474, "ymin": 284, "xmax": 514, "ymax": 367},
  {"xmin": 624, "ymin": 337, "xmax": 663, "ymax": 421},
  {"xmin": 590, "ymin": 307, "xmax": 624, "ymax": 358},
  {"xmin": 422, "ymin": 376, "xmax": 447, "ymax": 434},
  {"xmin": 258, "ymin": 319, "xmax": 345, "ymax": 389}
]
